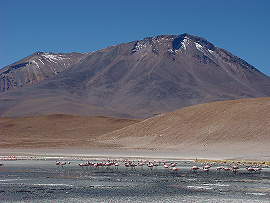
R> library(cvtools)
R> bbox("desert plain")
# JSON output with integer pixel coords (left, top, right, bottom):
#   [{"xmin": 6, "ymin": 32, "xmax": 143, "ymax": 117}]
[{"xmin": 1, "ymin": 97, "xmax": 269, "ymax": 162}]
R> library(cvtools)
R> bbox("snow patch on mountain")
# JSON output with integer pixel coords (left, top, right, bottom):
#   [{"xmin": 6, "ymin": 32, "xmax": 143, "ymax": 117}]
[
  {"xmin": 195, "ymin": 42, "xmax": 203, "ymax": 52},
  {"xmin": 38, "ymin": 58, "xmax": 45, "ymax": 65},
  {"xmin": 42, "ymin": 53, "xmax": 70, "ymax": 63},
  {"xmin": 134, "ymin": 42, "xmax": 149, "ymax": 51},
  {"xmin": 181, "ymin": 37, "xmax": 192, "ymax": 50},
  {"xmin": 32, "ymin": 60, "xmax": 40, "ymax": 69},
  {"xmin": 208, "ymin": 49, "xmax": 214, "ymax": 54}
]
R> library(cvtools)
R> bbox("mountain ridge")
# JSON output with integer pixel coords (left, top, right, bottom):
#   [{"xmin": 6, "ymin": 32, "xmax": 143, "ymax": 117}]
[
  {"xmin": 1, "ymin": 33, "xmax": 270, "ymax": 118},
  {"xmin": 0, "ymin": 51, "xmax": 89, "ymax": 92}
]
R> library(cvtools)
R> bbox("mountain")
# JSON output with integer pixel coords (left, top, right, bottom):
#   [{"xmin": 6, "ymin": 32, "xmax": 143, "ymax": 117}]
[
  {"xmin": 0, "ymin": 52, "xmax": 88, "ymax": 92},
  {"xmin": 1, "ymin": 33, "xmax": 270, "ymax": 118}
]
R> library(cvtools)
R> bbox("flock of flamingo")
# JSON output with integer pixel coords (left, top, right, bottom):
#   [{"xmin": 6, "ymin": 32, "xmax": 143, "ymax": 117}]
[
  {"xmin": 0, "ymin": 156, "xmax": 268, "ymax": 174},
  {"xmin": 54, "ymin": 158, "xmax": 269, "ymax": 174},
  {"xmin": 189, "ymin": 162, "xmax": 265, "ymax": 174}
]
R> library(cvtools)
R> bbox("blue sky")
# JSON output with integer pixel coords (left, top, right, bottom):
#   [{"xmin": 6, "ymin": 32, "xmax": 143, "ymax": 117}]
[{"xmin": 1, "ymin": 0, "xmax": 270, "ymax": 76}]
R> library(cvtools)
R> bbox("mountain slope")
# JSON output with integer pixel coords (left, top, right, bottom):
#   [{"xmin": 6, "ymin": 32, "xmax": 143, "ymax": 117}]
[
  {"xmin": 98, "ymin": 97, "xmax": 270, "ymax": 159},
  {"xmin": 1, "ymin": 33, "xmax": 270, "ymax": 118},
  {"xmin": 0, "ymin": 114, "xmax": 142, "ymax": 149}
]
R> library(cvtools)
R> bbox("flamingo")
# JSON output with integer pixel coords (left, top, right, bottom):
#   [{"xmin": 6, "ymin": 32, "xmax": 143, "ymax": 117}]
[
  {"xmin": 105, "ymin": 162, "xmax": 112, "ymax": 170},
  {"xmin": 164, "ymin": 163, "xmax": 169, "ymax": 170},
  {"xmin": 247, "ymin": 167, "xmax": 255, "ymax": 173},
  {"xmin": 171, "ymin": 167, "xmax": 179, "ymax": 171},
  {"xmin": 190, "ymin": 166, "xmax": 200, "ymax": 173},
  {"xmin": 94, "ymin": 163, "xmax": 100, "ymax": 170},
  {"xmin": 79, "ymin": 163, "xmax": 89, "ymax": 167},
  {"xmin": 223, "ymin": 167, "xmax": 230, "ymax": 174},
  {"xmin": 60, "ymin": 162, "xmax": 66, "ymax": 167},
  {"xmin": 124, "ymin": 162, "xmax": 130, "ymax": 170},
  {"xmin": 130, "ymin": 162, "xmax": 137, "ymax": 170},
  {"xmin": 215, "ymin": 166, "xmax": 223, "ymax": 173},
  {"xmin": 114, "ymin": 162, "xmax": 120, "ymax": 169},
  {"xmin": 256, "ymin": 167, "xmax": 262, "ymax": 172},
  {"xmin": 147, "ymin": 163, "xmax": 154, "ymax": 170},
  {"xmin": 232, "ymin": 169, "xmax": 238, "ymax": 174},
  {"xmin": 232, "ymin": 165, "xmax": 239, "ymax": 170},
  {"xmin": 138, "ymin": 162, "xmax": 145, "ymax": 170},
  {"xmin": 153, "ymin": 163, "xmax": 158, "ymax": 169},
  {"xmin": 202, "ymin": 168, "xmax": 210, "ymax": 174},
  {"xmin": 203, "ymin": 165, "xmax": 211, "ymax": 169}
]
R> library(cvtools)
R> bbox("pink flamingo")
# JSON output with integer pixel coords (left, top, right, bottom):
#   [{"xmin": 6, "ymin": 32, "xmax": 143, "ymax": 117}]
[
  {"xmin": 125, "ymin": 162, "xmax": 130, "ymax": 170},
  {"xmin": 130, "ymin": 162, "xmax": 137, "ymax": 170},
  {"xmin": 79, "ymin": 163, "xmax": 90, "ymax": 167},
  {"xmin": 256, "ymin": 167, "xmax": 262, "ymax": 172},
  {"xmin": 203, "ymin": 165, "xmax": 211, "ymax": 169},
  {"xmin": 164, "ymin": 163, "xmax": 169, "ymax": 170},
  {"xmin": 223, "ymin": 167, "xmax": 230, "ymax": 174},
  {"xmin": 232, "ymin": 169, "xmax": 238, "ymax": 174},
  {"xmin": 247, "ymin": 167, "xmax": 255, "ymax": 173},
  {"xmin": 94, "ymin": 163, "xmax": 100, "ymax": 170},
  {"xmin": 202, "ymin": 168, "xmax": 210, "ymax": 174},
  {"xmin": 171, "ymin": 167, "xmax": 179, "ymax": 171},
  {"xmin": 114, "ymin": 162, "xmax": 120, "ymax": 169},
  {"xmin": 190, "ymin": 166, "xmax": 200, "ymax": 173},
  {"xmin": 153, "ymin": 163, "xmax": 158, "ymax": 169},
  {"xmin": 105, "ymin": 162, "xmax": 112, "ymax": 170},
  {"xmin": 147, "ymin": 163, "xmax": 154, "ymax": 170},
  {"xmin": 60, "ymin": 162, "xmax": 66, "ymax": 166},
  {"xmin": 215, "ymin": 166, "xmax": 223, "ymax": 173},
  {"xmin": 138, "ymin": 162, "xmax": 145, "ymax": 170},
  {"xmin": 232, "ymin": 165, "xmax": 239, "ymax": 169}
]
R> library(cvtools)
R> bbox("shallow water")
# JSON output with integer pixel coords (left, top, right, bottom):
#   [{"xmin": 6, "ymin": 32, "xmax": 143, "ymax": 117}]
[{"xmin": 0, "ymin": 158, "xmax": 269, "ymax": 202}]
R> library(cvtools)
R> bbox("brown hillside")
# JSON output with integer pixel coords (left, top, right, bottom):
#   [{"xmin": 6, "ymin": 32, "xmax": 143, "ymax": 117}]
[
  {"xmin": 1, "ymin": 98, "xmax": 269, "ymax": 160},
  {"xmin": 0, "ymin": 114, "xmax": 142, "ymax": 149},
  {"xmin": 98, "ymin": 97, "xmax": 270, "ymax": 159}
]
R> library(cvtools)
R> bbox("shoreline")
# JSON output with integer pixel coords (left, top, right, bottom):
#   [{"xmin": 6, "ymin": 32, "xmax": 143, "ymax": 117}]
[{"xmin": 1, "ymin": 148, "xmax": 269, "ymax": 162}]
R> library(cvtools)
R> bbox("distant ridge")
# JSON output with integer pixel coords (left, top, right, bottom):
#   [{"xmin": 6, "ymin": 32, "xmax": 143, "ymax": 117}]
[
  {"xmin": 1, "ymin": 33, "xmax": 270, "ymax": 118},
  {"xmin": 0, "ymin": 52, "xmax": 88, "ymax": 92}
]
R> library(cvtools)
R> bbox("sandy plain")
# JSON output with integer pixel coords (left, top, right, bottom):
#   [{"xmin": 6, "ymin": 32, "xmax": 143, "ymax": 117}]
[{"xmin": 1, "ymin": 97, "xmax": 270, "ymax": 162}]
